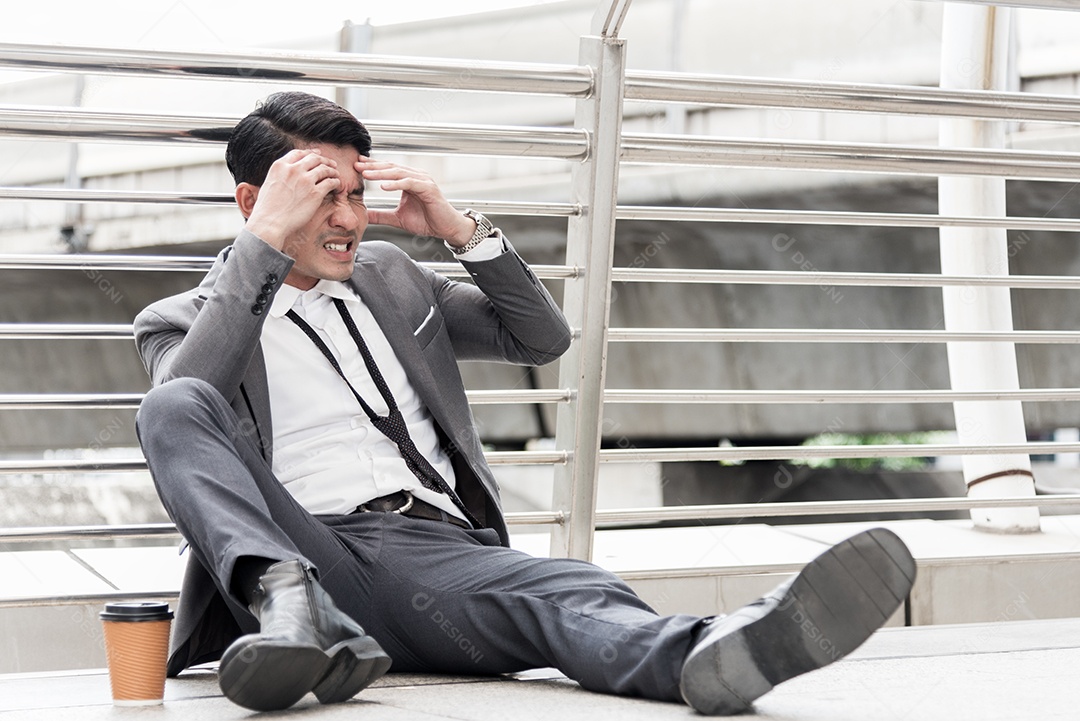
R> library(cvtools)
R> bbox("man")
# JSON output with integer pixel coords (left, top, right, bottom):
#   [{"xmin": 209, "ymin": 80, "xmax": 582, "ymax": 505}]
[{"xmin": 134, "ymin": 91, "xmax": 916, "ymax": 715}]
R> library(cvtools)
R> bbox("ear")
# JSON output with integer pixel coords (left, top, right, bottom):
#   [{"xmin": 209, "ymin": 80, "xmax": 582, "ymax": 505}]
[{"xmin": 234, "ymin": 183, "xmax": 260, "ymax": 219}]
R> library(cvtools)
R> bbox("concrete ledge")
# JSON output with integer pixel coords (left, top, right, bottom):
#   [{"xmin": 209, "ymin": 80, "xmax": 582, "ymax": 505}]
[{"xmin": 4, "ymin": 517, "xmax": 1080, "ymax": 673}]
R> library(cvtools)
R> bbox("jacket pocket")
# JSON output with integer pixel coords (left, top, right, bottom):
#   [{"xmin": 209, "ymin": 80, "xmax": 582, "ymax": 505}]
[{"xmin": 412, "ymin": 305, "xmax": 444, "ymax": 349}]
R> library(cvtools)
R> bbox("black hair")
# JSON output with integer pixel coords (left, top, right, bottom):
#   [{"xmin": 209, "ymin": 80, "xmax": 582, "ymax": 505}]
[{"xmin": 225, "ymin": 91, "xmax": 372, "ymax": 186}]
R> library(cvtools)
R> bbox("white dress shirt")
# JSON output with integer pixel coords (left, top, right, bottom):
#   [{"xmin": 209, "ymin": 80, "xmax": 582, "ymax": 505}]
[{"xmin": 260, "ymin": 235, "xmax": 503, "ymax": 520}]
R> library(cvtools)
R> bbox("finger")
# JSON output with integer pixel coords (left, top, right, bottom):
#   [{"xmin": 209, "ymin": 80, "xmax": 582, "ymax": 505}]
[
  {"xmin": 280, "ymin": 148, "xmax": 313, "ymax": 162},
  {"xmin": 306, "ymin": 161, "xmax": 340, "ymax": 182},
  {"xmin": 361, "ymin": 169, "xmax": 431, "ymax": 186},
  {"xmin": 364, "ymin": 208, "xmax": 398, "ymax": 227},
  {"xmin": 269, "ymin": 151, "xmax": 336, "ymax": 180},
  {"xmin": 357, "ymin": 159, "xmax": 425, "ymax": 177},
  {"xmin": 295, "ymin": 152, "xmax": 337, "ymax": 170},
  {"xmin": 313, "ymin": 176, "xmax": 341, "ymax": 192},
  {"xmin": 356, "ymin": 157, "xmax": 402, "ymax": 168},
  {"xmin": 376, "ymin": 177, "xmax": 438, "ymax": 196}
]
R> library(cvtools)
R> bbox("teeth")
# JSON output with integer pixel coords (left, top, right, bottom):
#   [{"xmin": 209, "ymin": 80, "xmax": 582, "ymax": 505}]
[{"xmin": 325, "ymin": 243, "xmax": 348, "ymax": 252}]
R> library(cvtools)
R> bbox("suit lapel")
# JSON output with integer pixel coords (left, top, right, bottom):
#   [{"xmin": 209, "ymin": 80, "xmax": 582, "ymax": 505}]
[{"xmin": 347, "ymin": 260, "xmax": 454, "ymax": 434}]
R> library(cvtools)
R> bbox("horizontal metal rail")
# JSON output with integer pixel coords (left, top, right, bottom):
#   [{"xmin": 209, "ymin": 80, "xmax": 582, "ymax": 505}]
[
  {"xmin": 607, "ymin": 269, "xmax": 1080, "ymax": 289},
  {"xmin": 0, "ymin": 188, "xmax": 231, "ymax": 206},
  {"xmin": 0, "ymin": 324, "xmax": 133, "ymax": 339},
  {"xmin": 602, "ymin": 388, "xmax": 1080, "ymax": 404},
  {"xmin": 625, "ymin": 71, "xmax": 1080, "ymax": 123},
  {"xmin": 0, "ymin": 188, "xmax": 581, "ymax": 218},
  {"xmin": 6, "ymin": 256, "xmax": 1080, "ymax": 290},
  {"xmin": 3, "ymin": 189, "xmax": 1078, "ymax": 233},
  {"xmin": 1, "ymin": 42, "xmax": 1075, "ymax": 122},
  {"xmin": 4, "ymin": 387, "xmax": 1080, "ymax": 409},
  {"xmin": 0, "ymin": 450, "xmax": 567, "ymax": 475},
  {"xmin": 469, "ymin": 390, "xmax": 574, "ymax": 405},
  {"xmin": 0, "ymin": 254, "xmax": 578, "ymax": 279},
  {"xmin": 0, "ymin": 516, "xmax": 563, "ymax": 546},
  {"xmin": 598, "ymin": 441, "xmax": 1080, "ymax": 463},
  {"xmin": 4, "ymin": 495, "xmax": 1080, "ymax": 550},
  {"xmin": 0, "ymin": 393, "xmax": 145, "ymax": 410},
  {"xmin": 0, "ymin": 106, "xmax": 589, "ymax": 160},
  {"xmin": 12, "ymin": 326, "xmax": 1080, "ymax": 343},
  {"xmin": 621, "ymin": 133, "xmax": 1080, "ymax": 181},
  {"xmin": 0, "ymin": 523, "xmax": 178, "ymax": 542},
  {"xmin": 0, "ymin": 592, "xmax": 180, "ymax": 610},
  {"xmin": 613, "ymin": 206, "xmax": 1080, "ymax": 232},
  {"xmin": 594, "ymin": 494, "xmax": 1080, "ymax": 524},
  {"xmin": 5, "ymin": 441, "xmax": 1080, "ymax": 475},
  {"xmin": 0, "ymin": 254, "xmax": 214, "ymax": 272},
  {"xmin": 916, "ymin": 0, "xmax": 1080, "ymax": 10},
  {"xmin": 7, "ymin": 108, "xmax": 1080, "ymax": 179},
  {"xmin": 608, "ymin": 328, "xmax": 1080, "ymax": 343},
  {"xmin": 426, "ymin": 262, "xmax": 576, "ymax": 279},
  {"xmin": 0, "ymin": 389, "xmax": 574, "ymax": 410},
  {"xmin": 0, "ymin": 42, "xmax": 594, "ymax": 97}
]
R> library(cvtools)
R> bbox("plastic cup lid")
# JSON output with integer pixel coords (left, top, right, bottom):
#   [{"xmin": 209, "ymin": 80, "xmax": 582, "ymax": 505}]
[{"xmin": 99, "ymin": 601, "xmax": 174, "ymax": 622}]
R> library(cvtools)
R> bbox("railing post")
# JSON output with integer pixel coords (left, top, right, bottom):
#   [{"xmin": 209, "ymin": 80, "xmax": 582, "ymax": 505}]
[
  {"xmin": 550, "ymin": 11, "xmax": 628, "ymax": 561},
  {"xmin": 938, "ymin": 3, "xmax": 1040, "ymax": 533}
]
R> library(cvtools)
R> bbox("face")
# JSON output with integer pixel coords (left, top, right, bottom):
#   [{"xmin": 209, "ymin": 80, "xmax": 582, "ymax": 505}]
[{"xmin": 279, "ymin": 143, "xmax": 367, "ymax": 290}]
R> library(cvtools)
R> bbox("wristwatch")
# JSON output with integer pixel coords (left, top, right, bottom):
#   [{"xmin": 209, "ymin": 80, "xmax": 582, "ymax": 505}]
[{"xmin": 445, "ymin": 209, "xmax": 495, "ymax": 256}]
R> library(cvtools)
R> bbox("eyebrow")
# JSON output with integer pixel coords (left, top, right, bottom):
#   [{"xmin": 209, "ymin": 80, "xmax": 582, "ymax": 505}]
[{"xmin": 330, "ymin": 186, "xmax": 364, "ymax": 199}]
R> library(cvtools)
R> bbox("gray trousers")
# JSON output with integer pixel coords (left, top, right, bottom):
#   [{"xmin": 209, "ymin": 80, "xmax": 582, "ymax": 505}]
[{"xmin": 136, "ymin": 378, "xmax": 701, "ymax": 702}]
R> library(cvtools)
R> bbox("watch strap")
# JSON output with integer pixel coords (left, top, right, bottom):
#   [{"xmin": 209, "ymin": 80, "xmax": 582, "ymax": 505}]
[{"xmin": 446, "ymin": 209, "xmax": 495, "ymax": 256}]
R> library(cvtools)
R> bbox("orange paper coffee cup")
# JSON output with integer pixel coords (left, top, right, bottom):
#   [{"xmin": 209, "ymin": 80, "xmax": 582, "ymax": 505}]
[{"xmin": 100, "ymin": 602, "xmax": 174, "ymax": 706}]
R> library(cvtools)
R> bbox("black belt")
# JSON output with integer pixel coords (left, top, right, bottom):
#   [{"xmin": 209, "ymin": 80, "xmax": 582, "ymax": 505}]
[{"xmin": 353, "ymin": 491, "xmax": 470, "ymax": 530}]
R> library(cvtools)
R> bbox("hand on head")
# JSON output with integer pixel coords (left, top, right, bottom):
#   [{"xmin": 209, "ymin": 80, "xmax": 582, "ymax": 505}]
[
  {"xmin": 358, "ymin": 157, "xmax": 476, "ymax": 247},
  {"xmin": 239, "ymin": 149, "xmax": 342, "ymax": 251}
]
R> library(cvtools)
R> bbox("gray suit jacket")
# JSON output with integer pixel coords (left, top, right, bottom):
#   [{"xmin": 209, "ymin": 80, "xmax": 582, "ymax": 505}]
[{"xmin": 133, "ymin": 229, "xmax": 571, "ymax": 674}]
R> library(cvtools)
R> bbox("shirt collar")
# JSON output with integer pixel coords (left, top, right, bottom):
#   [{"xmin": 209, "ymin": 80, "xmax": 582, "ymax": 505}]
[{"xmin": 269, "ymin": 279, "xmax": 358, "ymax": 318}]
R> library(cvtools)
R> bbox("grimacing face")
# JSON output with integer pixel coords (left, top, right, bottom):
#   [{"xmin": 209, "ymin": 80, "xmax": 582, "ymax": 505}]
[{"xmin": 275, "ymin": 143, "xmax": 368, "ymax": 290}]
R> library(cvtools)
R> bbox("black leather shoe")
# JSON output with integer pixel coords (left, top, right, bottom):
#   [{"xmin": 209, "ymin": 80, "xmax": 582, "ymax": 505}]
[
  {"xmin": 219, "ymin": 559, "xmax": 392, "ymax": 711},
  {"xmin": 680, "ymin": 527, "xmax": 916, "ymax": 715}
]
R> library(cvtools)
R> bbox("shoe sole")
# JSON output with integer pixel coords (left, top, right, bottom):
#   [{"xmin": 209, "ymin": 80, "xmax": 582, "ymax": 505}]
[
  {"xmin": 312, "ymin": 636, "xmax": 393, "ymax": 704},
  {"xmin": 680, "ymin": 527, "xmax": 916, "ymax": 715},
  {"xmin": 219, "ymin": 636, "xmax": 330, "ymax": 711}
]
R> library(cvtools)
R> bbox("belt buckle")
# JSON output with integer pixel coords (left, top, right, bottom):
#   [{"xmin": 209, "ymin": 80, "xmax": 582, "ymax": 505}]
[
  {"xmin": 359, "ymin": 490, "xmax": 414, "ymax": 515},
  {"xmin": 392, "ymin": 491, "xmax": 415, "ymax": 514}
]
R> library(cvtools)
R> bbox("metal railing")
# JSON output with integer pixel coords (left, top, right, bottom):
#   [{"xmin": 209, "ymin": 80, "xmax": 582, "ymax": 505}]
[{"xmin": 2, "ymin": 1, "xmax": 1080, "ymax": 572}]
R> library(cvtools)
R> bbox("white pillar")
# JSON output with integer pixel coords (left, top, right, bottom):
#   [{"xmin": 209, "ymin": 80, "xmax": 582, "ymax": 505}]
[{"xmin": 939, "ymin": 3, "xmax": 1039, "ymax": 533}]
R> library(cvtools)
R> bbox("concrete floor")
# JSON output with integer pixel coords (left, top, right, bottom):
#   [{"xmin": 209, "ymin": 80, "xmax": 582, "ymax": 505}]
[{"xmin": 2, "ymin": 618, "xmax": 1077, "ymax": 720}]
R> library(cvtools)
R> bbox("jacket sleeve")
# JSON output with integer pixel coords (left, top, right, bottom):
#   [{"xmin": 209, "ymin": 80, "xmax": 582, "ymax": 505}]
[
  {"xmin": 428, "ymin": 237, "xmax": 572, "ymax": 366},
  {"xmin": 133, "ymin": 230, "xmax": 294, "ymax": 400}
]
